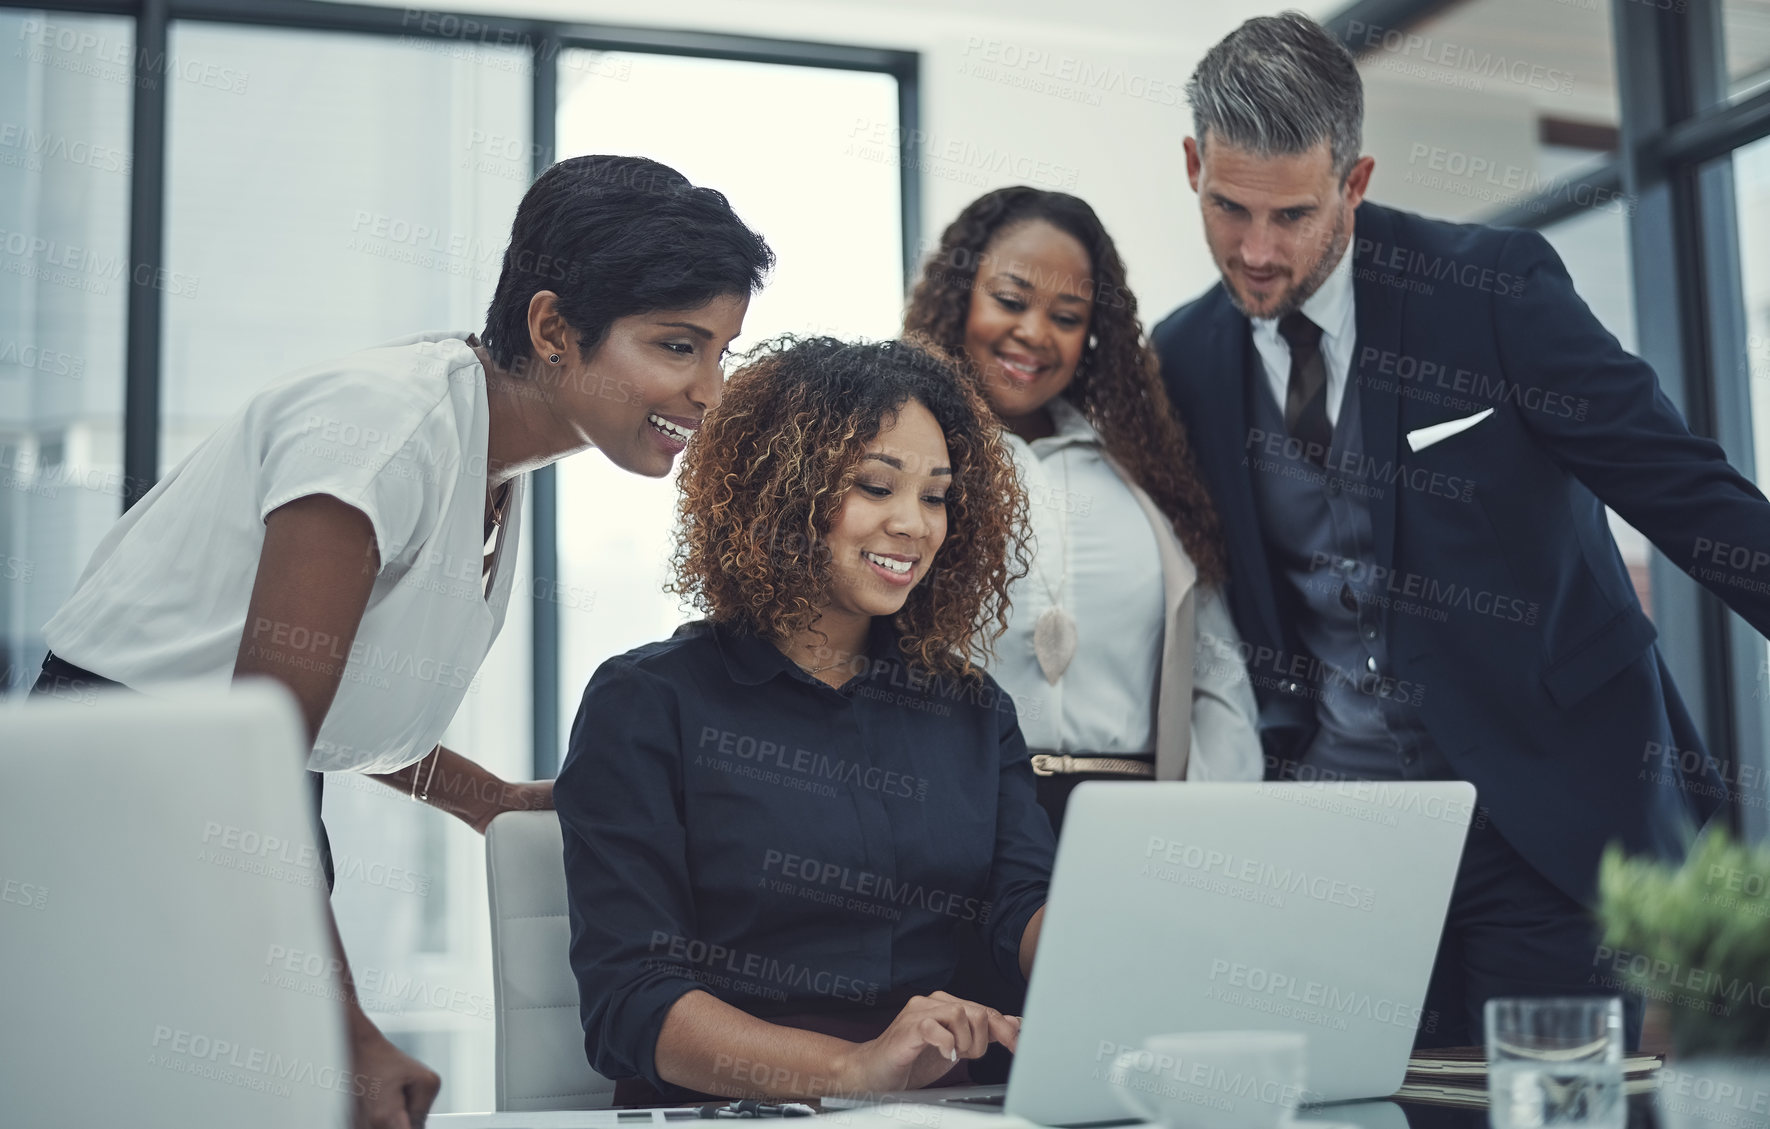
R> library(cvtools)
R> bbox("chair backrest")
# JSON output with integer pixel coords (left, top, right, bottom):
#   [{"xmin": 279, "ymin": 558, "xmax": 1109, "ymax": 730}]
[
  {"xmin": 485, "ymin": 810, "xmax": 617, "ymax": 1111},
  {"xmin": 2, "ymin": 682, "xmax": 348, "ymax": 1129}
]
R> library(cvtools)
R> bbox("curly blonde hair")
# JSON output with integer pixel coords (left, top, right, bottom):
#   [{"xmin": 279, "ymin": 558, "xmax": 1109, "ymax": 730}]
[
  {"xmin": 668, "ymin": 336, "xmax": 1030, "ymax": 678},
  {"xmin": 903, "ymin": 187, "xmax": 1227, "ymax": 586}
]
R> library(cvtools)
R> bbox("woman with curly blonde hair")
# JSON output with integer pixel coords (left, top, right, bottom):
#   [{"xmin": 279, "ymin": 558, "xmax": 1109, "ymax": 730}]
[
  {"xmin": 554, "ymin": 336, "xmax": 1054, "ymax": 1104},
  {"xmin": 905, "ymin": 187, "xmax": 1262, "ymax": 834}
]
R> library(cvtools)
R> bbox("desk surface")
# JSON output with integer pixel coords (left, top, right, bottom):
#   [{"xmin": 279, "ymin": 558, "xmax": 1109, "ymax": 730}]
[
  {"xmin": 1379, "ymin": 1091, "xmax": 1660, "ymax": 1129},
  {"xmin": 430, "ymin": 1092, "xmax": 1665, "ymax": 1129}
]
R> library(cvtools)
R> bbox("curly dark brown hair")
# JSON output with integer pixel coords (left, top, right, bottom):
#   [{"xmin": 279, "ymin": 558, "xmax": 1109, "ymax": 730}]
[
  {"xmin": 668, "ymin": 336, "xmax": 1030, "ymax": 678},
  {"xmin": 903, "ymin": 187, "xmax": 1227, "ymax": 586}
]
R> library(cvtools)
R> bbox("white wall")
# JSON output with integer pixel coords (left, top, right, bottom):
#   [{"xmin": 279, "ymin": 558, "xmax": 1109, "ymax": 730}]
[{"xmin": 330, "ymin": 0, "xmax": 1341, "ymax": 326}]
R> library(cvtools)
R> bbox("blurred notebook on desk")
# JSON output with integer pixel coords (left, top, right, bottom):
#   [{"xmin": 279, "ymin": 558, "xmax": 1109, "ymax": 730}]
[{"xmin": 1396, "ymin": 1046, "xmax": 1662, "ymax": 1107}]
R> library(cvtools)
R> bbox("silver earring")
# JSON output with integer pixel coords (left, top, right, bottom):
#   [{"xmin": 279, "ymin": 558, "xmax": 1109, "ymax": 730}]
[
  {"xmin": 549, "ymin": 353, "xmax": 561, "ymax": 364},
  {"xmin": 1087, "ymin": 334, "xmax": 1098, "ymax": 350}
]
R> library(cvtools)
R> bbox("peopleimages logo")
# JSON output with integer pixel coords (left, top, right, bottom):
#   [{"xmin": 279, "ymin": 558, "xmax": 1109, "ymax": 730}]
[
  {"xmin": 1402, "ymin": 144, "xmax": 1630, "ymax": 217},
  {"xmin": 696, "ymin": 726, "xmax": 930, "ymax": 801},
  {"xmin": 1356, "ymin": 346, "xmax": 1589, "ymax": 420},
  {"xmin": 1142, "ymin": 836, "xmax": 1377, "ymax": 911},
  {"xmin": 0, "ymin": 228, "xmax": 200, "ymax": 298},
  {"xmin": 1206, "ymin": 959, "xmax": 1433, "ymax": 1031},
  {"xmin": 1093, "ymin": 1040, "xmax": 1312, "ymax": 1108},
  {"xmin": 262, "ymin": 944, "xmax": 492, "ymax": 1020},
  {"xmin": 1592, "ymin": 945, "xmax": 1770, "ymax": 1011},
  {"xmin": 149, "ymin": 1025, "xmax": 377, "ymax": 1099},
  {"xmin": 0, "ymin": 122, "xmax": 131, "ymax": 175},
  {"xmin": 1354, "ymin": 238, "xmax": 1526, "ymax": 298},
  {"xmin": 1245, "ymin": 426, "xmax": 1475, "ymax": 503},
  {"xmin": 844, "ymin": 118, "xmax": 1080, "ymax": 191},
  {"xmin": 646, "ymin": 931, "xmax": 880, "ymax": 1006},
  {"xmin": 1306, "ymin": 553, "xmax": 1539, "ymax": 627},
  {"xmin": 1253, "ymin": 777, "xmax": 1483, "ymax": 830},
  {"xmin": 957, "ymin": 37, "xmax": 1186, "ymax": 109},
  {"xmin": 0, "ymin": 339, "xmax": 85, "ymax": 378},
  {"xmin": 2, "ymin": 876, "xmax": 48, "ymax": 910},
  {"xmin": 760, "ymin": 849, "xmax": 990, "ymax": 923},
  {"xmin": 16, "ymin": 18, "xmax": 250, "ymax": 94},
  {"xmin": 1343, "ymin": 20, "xmax": 1575, "ymax": 94}
]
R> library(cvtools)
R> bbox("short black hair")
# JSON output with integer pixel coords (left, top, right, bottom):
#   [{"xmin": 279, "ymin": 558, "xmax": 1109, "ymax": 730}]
[{"xmin": 479, "ymin": 155, "xmax": 774, "ymax": 370}]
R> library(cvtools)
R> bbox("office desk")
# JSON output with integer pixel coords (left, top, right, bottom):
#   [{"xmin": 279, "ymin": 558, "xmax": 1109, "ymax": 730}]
[
  {"xmin": 431, "ymin": 1092, "xmax": 1665, "ymax": 1128},
  {"xmin": 1376, "ymin": 1091, "xmax": 1660, "ymax": 1128}
]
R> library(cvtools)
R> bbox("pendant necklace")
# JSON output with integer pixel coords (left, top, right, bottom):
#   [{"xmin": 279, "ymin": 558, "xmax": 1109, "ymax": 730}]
[{"xmin": 1032, "ymin": 450, "xmax": 1078, "ymax": 684}]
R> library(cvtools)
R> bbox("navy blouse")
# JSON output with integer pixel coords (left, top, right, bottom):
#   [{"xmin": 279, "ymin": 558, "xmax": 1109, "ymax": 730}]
[{"xmin": 556, "ymin": 618, "xmax": 1055, "ymax": 1091}]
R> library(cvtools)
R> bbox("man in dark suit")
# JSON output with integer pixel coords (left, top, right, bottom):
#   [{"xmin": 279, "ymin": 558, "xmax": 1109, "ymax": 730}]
[{"xmin": 1152, "ymin": 11, "xmax": 1768, "ymax": 1048}]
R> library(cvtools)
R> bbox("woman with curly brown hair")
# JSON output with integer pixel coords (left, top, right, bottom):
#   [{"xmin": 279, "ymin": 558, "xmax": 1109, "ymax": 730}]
[
  {"xmin": 905, "ymin": 187, "xmax": 1262, "ymax": 834},
  {"xmin": 554, "ymin": 336, "xmax": 1054, "ymax": 1103}
]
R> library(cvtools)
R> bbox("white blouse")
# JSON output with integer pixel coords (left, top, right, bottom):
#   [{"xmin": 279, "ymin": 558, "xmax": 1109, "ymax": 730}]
[
  {"xmin": 43, "ymin": 330, "xmax": 523, "ymax": 773},
  {"xmin": 991, "ymin": 397, "xmax": 1167, "ymax": 755}
]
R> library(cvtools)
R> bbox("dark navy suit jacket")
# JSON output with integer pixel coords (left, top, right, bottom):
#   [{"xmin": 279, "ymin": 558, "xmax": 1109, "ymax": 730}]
[{"xmin": 1152, "ymin": 201, "xmax": 1767, "ymax": 902}]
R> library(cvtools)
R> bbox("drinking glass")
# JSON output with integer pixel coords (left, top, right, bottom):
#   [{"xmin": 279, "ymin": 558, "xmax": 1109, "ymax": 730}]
[{"xmin": 1485, "ymin": 997, "xmax": 1625, "ymax": 1129}]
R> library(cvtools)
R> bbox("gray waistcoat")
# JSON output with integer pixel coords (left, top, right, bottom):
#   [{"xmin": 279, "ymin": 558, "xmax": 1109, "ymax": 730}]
[{"xmin": 1245, "ymin": 354, "xmax": 1449, "ymax": 781}]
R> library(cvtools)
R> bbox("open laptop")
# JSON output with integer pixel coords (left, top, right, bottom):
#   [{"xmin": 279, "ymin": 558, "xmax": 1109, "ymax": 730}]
[
  {"xmin": 826, "ymin": 780, "xmax": 1474, "ymax": 1126},
  {"xmin": 1, "ymin": 681, "xmax": 350, "ymax": 1129}
]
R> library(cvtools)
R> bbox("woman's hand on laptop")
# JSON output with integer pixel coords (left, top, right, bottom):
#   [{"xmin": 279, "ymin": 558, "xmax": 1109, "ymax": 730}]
[{"xmin": 836, "ymin": 991, "xmax": 1021, "ymax": 1093}]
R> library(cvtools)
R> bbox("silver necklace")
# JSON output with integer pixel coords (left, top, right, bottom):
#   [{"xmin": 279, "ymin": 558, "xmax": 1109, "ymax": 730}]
[{"xmin": 788, "ymin": 641, "xmax": 854, "ymax": 677}]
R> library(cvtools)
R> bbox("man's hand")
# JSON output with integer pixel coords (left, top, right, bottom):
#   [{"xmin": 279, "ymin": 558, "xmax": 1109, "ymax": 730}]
[{"xmin": 349, "ymin": 1009, "xmax": 440, "ymax": 1128}]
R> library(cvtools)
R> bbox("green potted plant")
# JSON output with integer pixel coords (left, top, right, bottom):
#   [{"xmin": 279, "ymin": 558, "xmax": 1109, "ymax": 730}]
[{"xmin": 1597, "ymin": 829, "xmax": 1770, "ymax": 1129}]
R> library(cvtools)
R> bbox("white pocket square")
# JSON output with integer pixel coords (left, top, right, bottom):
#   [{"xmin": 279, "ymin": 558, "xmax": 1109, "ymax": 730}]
[{"xmin": 1406, "ymin": 408, "xmax": 1494, "ymax": 452}]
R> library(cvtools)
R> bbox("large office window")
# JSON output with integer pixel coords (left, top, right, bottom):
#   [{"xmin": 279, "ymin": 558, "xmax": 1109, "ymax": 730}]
[
  {"xmin": 0, "ymin": 2, "xmax": 915, "ymax": 1110},
  {"xmin": 1723, "ymin": 0, "xmax": 1770, "ymax": 102},
  {"xmin": 1355, "ymin": 0, "xmax": 1622, "ymax": 223},
  {"xmin": 550, "ymin": 51, "xmax": 906, "ymax": 741},
  {"xmin": 159, "ymin": 22, "xmax": 529, "ymax": 467},
  {"xmin": 1736, "ymin": 137, "xmax": 1770, "ymax": 492},
  {"xmin": 1728, "ymin": 133, "xmax": 1770, "ymax": 820},
  {"xmin": 156, "ymin": 22, "xmax": 532, "ymax": 1111},
  {"xmin": 0, "ymin": 9, "xmax": 131, "ymax": 696}
]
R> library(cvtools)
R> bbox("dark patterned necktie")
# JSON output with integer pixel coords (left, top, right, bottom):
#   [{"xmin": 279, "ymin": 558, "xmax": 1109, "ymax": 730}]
[{"xmin": 1279, "ymin": 312, "xmax": 1332, "ymax": 465}]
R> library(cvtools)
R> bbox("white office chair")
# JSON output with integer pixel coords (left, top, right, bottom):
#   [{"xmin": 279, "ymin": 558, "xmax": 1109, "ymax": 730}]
[
  {"xmin": 4, "ymin": 683, "xmax": 348, "ymax": 1129},
  {"xmin": 485, "ymin": 810, "xmax": 618, "ymax": 1111}
]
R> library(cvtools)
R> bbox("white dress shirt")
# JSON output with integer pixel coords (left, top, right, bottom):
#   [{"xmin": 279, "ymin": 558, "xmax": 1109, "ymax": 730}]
[
  {"xmin": 1250, "ymin": 241, "xmax": 1357, "ymax": 426},
  {"xmin": 44, "ymin": 331, "xmax": 524, "ymax": 773},
  {"xmin": 991, "ymin": 397, "xmax": 1166, "ymax": 755}
]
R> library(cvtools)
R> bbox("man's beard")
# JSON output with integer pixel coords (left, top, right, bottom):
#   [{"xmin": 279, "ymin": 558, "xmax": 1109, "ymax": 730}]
[{"xmin": 1221, "ymin": 210, "xmax": 1349, "ymax": 321}]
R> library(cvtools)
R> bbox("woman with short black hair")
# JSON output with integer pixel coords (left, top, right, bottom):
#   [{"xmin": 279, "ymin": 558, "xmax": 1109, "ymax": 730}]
[{"xmin": 35, "ymin": 154, "xmax": 773, "ymax": 1128}]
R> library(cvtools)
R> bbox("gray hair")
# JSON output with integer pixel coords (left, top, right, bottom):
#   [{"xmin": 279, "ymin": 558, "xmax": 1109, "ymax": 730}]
[{"xmin": 1186, "ymin": 10, "xmax": 1364, "ymax": 180}]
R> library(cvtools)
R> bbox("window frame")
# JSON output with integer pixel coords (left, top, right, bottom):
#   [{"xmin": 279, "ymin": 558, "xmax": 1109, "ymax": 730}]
[{"xmin": 1, "ymin": 0, "xmax": 921, "ymax": 777}]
